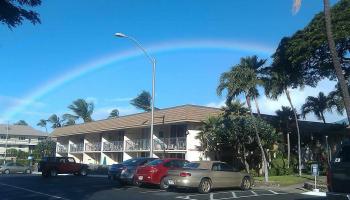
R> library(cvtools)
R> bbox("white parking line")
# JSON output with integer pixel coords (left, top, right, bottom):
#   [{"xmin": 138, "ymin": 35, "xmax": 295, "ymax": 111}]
[
  {"xmin": 250, "ymin": 191, "xmax": 258, "ymax": 196},
  {"xmin": 176, "ymin": 190, "xmax": 288, "ymax": 200},
  {"xmin": 0, "ymin": 182, "xmax": 69, "ymax": 200},
  {"xmin": 231, "ymin": 192, "xmax": 237, "ymax": 198}
]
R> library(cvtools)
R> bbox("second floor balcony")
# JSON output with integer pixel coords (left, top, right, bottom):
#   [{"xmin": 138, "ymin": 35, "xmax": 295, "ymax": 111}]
[
  {"xmin": 125, "ymin": 139, "xmax": 149, "ymax": 151},
  {"xmin": 85, "ymin": 142, "xmax": 101, "ymax": 152},
  {"xmin": 103, "ymin": 141, "xmax": 123, "ymax": 152},
  {"xmin": 57, "ymin": 144, "xmax": 68, "ymax": 153},
  {"xmin": 154, "ymin": 137, "xmax": 186, "ymax": 151},
  {"xmin": 69, "ymin": 143, "xmax": 84, "ymax": 153}
]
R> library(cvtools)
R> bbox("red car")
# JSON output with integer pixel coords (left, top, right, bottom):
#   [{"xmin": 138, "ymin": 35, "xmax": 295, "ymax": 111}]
[{"xmin": 135, "ymin": 158, "xmax": 189, "ymax": 189}]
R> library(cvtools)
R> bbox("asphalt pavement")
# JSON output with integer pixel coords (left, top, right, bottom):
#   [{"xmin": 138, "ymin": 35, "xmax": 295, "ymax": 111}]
[{"xmin": 0, "ymin": 174, "xmax": 326, "ymax": 200}]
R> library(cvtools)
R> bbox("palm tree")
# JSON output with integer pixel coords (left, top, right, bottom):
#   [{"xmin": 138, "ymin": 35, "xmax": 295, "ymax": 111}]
[
  {"xmin": 293, "ymin": 0, "xmax": 350, "ymax": 126},
  {"xmin": 263, "ymin": 37, "xmax": 305, "ymax": 176},
  {"xmin": 301, "ymin": 92, "xmax": 332, "ymax": 123},
  {"xmin": 328, "ymin": 83, "xmax": 350, "ymax": 116},
  {"xmin": 62, "ymin": 113, "xmax": 79, "ymax": 126},
  {"xmin": 14, "ymin": 120, "xmax": 28, "ymax": 126},
  {"xmin": 240, "ymin": 55, "xmax": 267, "ymax": 117},
  {"xmin": 130, "ymin": 91, "xmax": 152, "ymax": 112},
  {"xmin": 108, "ymin": 109, "xmax": 120, "ymax": 119},
  {"xmin": 47, "ymin": 114, "xmax": 62, "ymax": 128},
  {"xmin": 37, "ymin": 119, "xmax": 48, "ymax": 133},
  {"xmin": 68, "ymin": 99, "xmax": 94, "ymax": 123},
  {"xmin": 217, "ymin": 64, "xmax": 269, "ymax": 182},
  {"xmin": 275, "ymin": 106, "xmax": 296, "ymax": 168}
]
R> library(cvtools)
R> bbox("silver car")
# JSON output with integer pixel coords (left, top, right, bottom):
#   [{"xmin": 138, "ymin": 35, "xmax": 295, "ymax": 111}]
[
  {"xmin": 0, "ymin": 162, "xmax": 32, "ymax": 174},
  {"xmin": 165, "ymin": 161, "xmax": 252, "ymax": 193}
]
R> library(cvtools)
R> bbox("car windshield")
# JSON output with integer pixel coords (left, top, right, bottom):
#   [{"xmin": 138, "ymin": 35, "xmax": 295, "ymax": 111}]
[
  {"xmin": 184, "ymin": 162, "xmax": 200, "ymax": 168},
  {"xmin": 146, "ymin": 159, "xmax": 163, "ymax": 166}
]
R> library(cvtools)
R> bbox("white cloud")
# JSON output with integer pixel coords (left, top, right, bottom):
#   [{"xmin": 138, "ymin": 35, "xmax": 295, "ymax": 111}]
[
  {"xmin": 92, "ymin": 106, "xmax": 139, "ymax": 120},
  {"xmin": 86, "ymin": 97, "xmax": 98, "ymax": 104},
  {"xmin": 205, "ymin": 100, "xmax": 226, "ymax": 108}
]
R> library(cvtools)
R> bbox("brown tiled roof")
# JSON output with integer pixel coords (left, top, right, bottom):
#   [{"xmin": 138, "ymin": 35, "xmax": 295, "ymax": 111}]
[
  {"xmin": 0, "ymin": 124, "xmax": 47, "ymax": 137},
  {"xmin": 51, "ymin": 105, "xmax": 221, "ymax": 137}
]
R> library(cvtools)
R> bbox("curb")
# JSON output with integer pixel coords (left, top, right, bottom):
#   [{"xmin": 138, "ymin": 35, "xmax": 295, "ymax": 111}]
[{"xmin": 88, "ymin": 174, "xmax": 108, "ymax": 178}]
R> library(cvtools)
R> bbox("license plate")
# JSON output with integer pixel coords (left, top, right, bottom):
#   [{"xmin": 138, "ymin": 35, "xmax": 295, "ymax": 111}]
[
  {"xmin": 168, "ymin": 179, "xmax": 175, "ymax": 185},
  {"xmin": 138, "ymin": 176, "xmax": 143, "ymax": 180}
]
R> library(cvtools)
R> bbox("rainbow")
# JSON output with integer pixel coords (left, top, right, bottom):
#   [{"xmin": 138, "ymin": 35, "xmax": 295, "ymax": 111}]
[{"xmin": 1, "ymin": 39, "xmax": 274, "ymax": 121}]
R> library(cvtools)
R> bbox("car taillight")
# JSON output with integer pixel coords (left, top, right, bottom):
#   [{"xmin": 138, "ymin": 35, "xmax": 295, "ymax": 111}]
[{"xmin": 179, "ymin": 172, "xmax": 191, "ymax": 177}]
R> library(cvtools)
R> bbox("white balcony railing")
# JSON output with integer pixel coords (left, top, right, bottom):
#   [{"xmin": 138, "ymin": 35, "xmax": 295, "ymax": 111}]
[
  {"xmin": 57, "ymin": 144, "xmax": 68, "ymax": 153},
  {"xmin": 154, "ymin": 137, "xmax": 186, "ymax": 150},
  {"xmin": 125, "ymin": 139, "xmax": 149, "ymax": 151},
  {"xmin": 85, "ymin": 142, "xmax": 101, "ymax": 152},
  {"xmin": 69, "ymin": 143, "xmax": 84, "ymax": 153},
  {"xmin": 103, "ymin": 141, "xmax": 123, "ymax": 152}
]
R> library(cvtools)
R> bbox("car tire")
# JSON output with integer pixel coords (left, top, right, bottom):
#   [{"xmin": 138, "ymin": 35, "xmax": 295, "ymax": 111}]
[
  {"xmin": 4, "ymin": 169, "xmax": 10, "ymax": 174},
  {"xmin": 160, "ymin": 177, "xmax": 169, "ymax": 190},
  {"xmin": 42, "ymin": 171, "xmax": 49, "ymax": 177},
  {"xmin": 240, "ymin": 176, "xmax": 251, "ymax": 190},
  {"xmin": 133, "ymin": 177, "xmax": 141, "ymax": 186},
  {"xmin": 50, "ymin": 169, "xmax": 57, "ymax": 177},
  {"xmin": 198, "ymin": 178, "xmax": 211, "ymax": 194},
  {"xmin": 25, "ymin": 169, "xmax": 31, "ymax": 174},
  {"xmin": 79, "ymin": 168, "xmax": 87, "ymax": 176}
]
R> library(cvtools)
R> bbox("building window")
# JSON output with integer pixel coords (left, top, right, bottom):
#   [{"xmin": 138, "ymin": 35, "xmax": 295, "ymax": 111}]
[
  {"xmin": 19, "ymin": 137, "xmax": 26, "ymax": 140},
  {"xmin": 38, "ymin": 137, "xmax": 45, "ymax": 141},
  {"xmin": 0, "ymin": 135, "xmax": 6, "ymax": 140},
  {"xmin": 170, "ymin": 125, "xmax": 187, "ymax": 138}
]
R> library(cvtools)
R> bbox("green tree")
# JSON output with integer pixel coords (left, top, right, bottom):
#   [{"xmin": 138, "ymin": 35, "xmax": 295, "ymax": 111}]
[
  {"xmin": 108, "ymin": 109, "xmax": 120, "ymax": 119},
  {"xmin": 14, "ymin": 120, "xmax": 28, "ymax": 126},
  {"xmin": 47, "ymin": 114, "xmax": 62, "ymax": 129},
  {"xmin": 37, "ymin": 119, "xmax": 48, "ymax": 133},
  {"xmin": 263, "ymin": 37, "xmax": 306, "ymax": 176},
  {"xmin": 0, "ymin": 0, "xmax": 41, "ymax": 29},
  {"xmin": 328, "ymin": 83, "xmax": 350, "ymax": 116},
  {"xmin": 62, "ymin": 113, "xmax": 79, "ymax": 126},
  {"xmin": 130, "ymin": 91, "xmax": 152, "ymax": 112},
  {"xmin": 290, "ymin": 0, "xmax": 350, "ymax": 124},
  {"xmin": 301, "ymin": 92, "xmax": 332, "ymax": 123},
  {"xmin": 275, "ymin": 106, "xmax": 296, "ymax": 168},
  {"xmin": 34, "ymin": 140, "xmax": 56, "ymax": 157},
  {"xmin": 68, "ymin": 99, "xmax": 94, "ymax": 123},
  {"xmin": 197, "ymin": 116, "xmax": 224, "ymax": 160},
  {"xmin": 217, "ymin": 64, "xmax": 270, "ymax": 182}
]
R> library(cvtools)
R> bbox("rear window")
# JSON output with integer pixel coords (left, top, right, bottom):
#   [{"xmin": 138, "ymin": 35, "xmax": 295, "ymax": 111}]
[
  {"xmin": 184, "ymin": 162, "xmax": 200, "ymax": 168},
  {"xmin": 147, "ymin": 159, "xmax": 163, "ymax": 166}
]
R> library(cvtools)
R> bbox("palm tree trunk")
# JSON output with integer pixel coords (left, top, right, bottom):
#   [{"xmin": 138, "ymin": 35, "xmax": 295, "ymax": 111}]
[
  {"xmin": 321, "ymin": 112, "xmax": 326, "ymax": 124},
  {"xmin": 253, "ymin": 97, "xmax": 261, "ymax": 117},
  {"xmin": 287, "ymin": 132, "xmax": 291, "ymax": 169},
  {"xmin": 285, "ymin": 88, "xmax": 302, "ymax": 176},
  {"xmin": 323, "ymin": 0, "xmax": 350, "ymax": 124},
  {"xmin": 245, "ymin": 95, "xmax": 269, "ymax": 182}
]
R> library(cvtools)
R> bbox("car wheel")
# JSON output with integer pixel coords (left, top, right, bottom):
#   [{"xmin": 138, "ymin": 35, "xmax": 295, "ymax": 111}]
[
  {"xmin": 4, "ymin": 169, "xmax": 10, "ymax": 174},
  {"xmin": 160, "ymin": 177, "xmax": 169, "ymax": 190},
  {"xmin": 198, "ymin": 178, "xmax": 211, "ymax": 194},
  {"xmin": 79, "ymin": 168, "xmax": 87, "ymax": 176},
  {"xmin": 240, "ymin": 176, "xmax": 251, "ymax": 190},
  {"xmin": 50, "ymin": 169, "xmax": 57, "ymax": 177},
  {"xmin": 25, "ymin": 169, "xmax": 31, "ymax": 174}
]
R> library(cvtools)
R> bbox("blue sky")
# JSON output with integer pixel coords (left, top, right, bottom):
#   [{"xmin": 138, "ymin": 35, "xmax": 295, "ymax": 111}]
[{"xmin": 0, "ymin": 0, "xmax": 342, "ymax": 131}]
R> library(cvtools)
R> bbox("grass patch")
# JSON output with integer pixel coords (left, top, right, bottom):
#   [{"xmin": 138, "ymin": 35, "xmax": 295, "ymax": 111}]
[{"xmin": 254, "ymin": 175, "xmax": 326, "ymax": 186}]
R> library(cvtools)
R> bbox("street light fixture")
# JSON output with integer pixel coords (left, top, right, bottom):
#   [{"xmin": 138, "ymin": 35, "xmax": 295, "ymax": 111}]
[{"xmin": 114, "ymin": 33, "xmax": 156, "ymax": 158}]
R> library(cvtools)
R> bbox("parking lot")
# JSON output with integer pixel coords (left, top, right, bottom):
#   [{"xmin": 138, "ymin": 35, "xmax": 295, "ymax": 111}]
[{"xmin": 0, "ymin": 174, "xmax": 325, "ymax": 200}]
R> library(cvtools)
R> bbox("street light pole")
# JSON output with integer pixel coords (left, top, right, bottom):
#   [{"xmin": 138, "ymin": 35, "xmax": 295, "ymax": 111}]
[
  {"xmin": 115, "ymin": 33, "xmax": 156, "ymax": 158},
  {"xmin": 325, "ymin": 135, "xmax": 330, "ymax": 163}
]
